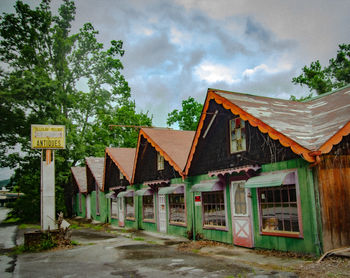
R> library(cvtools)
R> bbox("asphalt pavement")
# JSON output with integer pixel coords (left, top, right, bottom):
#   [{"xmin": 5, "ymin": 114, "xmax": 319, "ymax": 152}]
[{"xmin": 0, "ymin": 209, "xmax": 305, "ymax": 278}]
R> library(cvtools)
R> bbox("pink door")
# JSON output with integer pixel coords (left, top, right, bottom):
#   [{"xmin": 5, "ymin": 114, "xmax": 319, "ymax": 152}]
[{"xmin": 231, "ymin": 181, "xmax": 254, "ymax": 248}]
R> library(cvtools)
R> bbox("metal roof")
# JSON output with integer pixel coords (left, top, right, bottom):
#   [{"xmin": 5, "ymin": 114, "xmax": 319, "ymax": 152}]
[
  {"xmin": 71, "ymin": 166, "xmax": 87, "ymax": 193},
  {"xmin": 85, "ymin": 157, "xmax": 104, "ymax": 190},
  {"xmin": 105, "ymin": 148, "xmax": 136, "ymax": 184},
  {"xmin": 214, "ymin": 86, "xmax": 350, "ymax": 151}
]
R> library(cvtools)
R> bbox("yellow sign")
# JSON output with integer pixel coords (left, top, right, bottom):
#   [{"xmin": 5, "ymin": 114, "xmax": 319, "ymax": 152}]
[{"xmin": 31, "ymin": 125, "xmax": 66, "ymax": 149}]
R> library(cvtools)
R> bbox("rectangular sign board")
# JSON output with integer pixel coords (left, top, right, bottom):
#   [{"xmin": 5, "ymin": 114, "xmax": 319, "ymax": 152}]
[{"xmin": 31, "ymin": 125, "xmax": 66, "ymax": 149}]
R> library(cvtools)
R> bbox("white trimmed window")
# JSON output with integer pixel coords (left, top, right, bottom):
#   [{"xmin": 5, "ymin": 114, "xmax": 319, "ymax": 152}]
[
  {"xmin": 202, "ymin": 191, "xmax": 226, "ymax": 228},
  {"xmin": 143, "ymin": 195, "xmax": 155, "ymax": 221},
  {"xmin": 169, "ymin": 193, "xmax": 185, "ymax": 224},
  {"xmin": 111, "ymin": 199, "xmax": 118, "ymax": 219},
  {"xmin": 125, "ymin": 196, "xmax": 135, "ymax": 220},
  {"xmin": 229, "ymin": 117, "xmax": 246, "ymax": 153},
  {"xmin": 157, "ymin": 153, "xmax": 164, "ymax": 170}
]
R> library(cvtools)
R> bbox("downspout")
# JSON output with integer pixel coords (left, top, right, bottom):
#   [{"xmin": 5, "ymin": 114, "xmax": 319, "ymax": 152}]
[{"xmin": 308, "ymin": 150, "xmax": 323, "ymax": 254}]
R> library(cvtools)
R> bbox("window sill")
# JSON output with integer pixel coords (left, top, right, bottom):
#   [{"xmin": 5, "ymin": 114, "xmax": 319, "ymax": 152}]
[
  {"xmin": 111, "ymin": 217, "xmax": 118, "ymax": 220},
  {"xmin": 169, "ymin": 222, "xmax": 186, "ymax": 227},
  {"xmin": 143, "ymin": 219, "xmax": 155, "ymax": 223},
  {"xmin": 203, "ymin": 225, "xmax": 228, "ymax": 231},
  {"xmin": 260, "ymin": 230, "xmax": 303, "ymax": 238},
  {"xmin": 126, "ymin": 217, "xmax": 135, "ymax": 221}
]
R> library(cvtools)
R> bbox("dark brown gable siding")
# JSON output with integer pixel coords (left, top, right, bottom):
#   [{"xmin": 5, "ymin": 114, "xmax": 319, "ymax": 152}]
[
  {"xmin": 104, "ymin": 155, "xmax": 130, "ymax": 192},
  {"xmin": 188, "ymin": 100, "xmax": 298, "ymax": 176},
  {"xmin": 134, "ymin": 136, "xmax": 181, "ymax": 184}
]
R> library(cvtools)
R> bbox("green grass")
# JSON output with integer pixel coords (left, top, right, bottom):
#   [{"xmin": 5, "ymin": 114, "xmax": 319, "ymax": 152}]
[
  {"xmin": 18, "ymin": 223, "xmax": 41, "ymax": 229},
  {"xmin": 71, "ymin": 240, "xmax": 80, "ymax": 246},
  {"xmin": 192, "ymin": 249, "xmax": 200, "ymax": 253},
  {"xmin": 133, "ymin": 237, "xmax": 145, "ymax": 241},
  {"xmin": 2, "ymin": 217, "xmax": 21, "ymax": 224}
]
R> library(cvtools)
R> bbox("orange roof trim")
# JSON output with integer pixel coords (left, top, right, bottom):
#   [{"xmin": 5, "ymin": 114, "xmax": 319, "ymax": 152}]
[
  {"xmin": 185, "ymin": 91, "xmax": 315, "ymax": 175},
  {"xmin": 102, "ymin": 149, "xmax": 133, "ymax": 190},
  {"xmin": 132, "ymin": 129, "xmax": 184, "ymax": 184},
  {"xmin": 319, "ymin": 121, "xmax": 350, "ymax": 153}
]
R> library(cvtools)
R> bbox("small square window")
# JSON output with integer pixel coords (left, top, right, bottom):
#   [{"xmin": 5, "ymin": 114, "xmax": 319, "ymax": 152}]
[
  {"xmin": 119, "ymin": 171, "xmax": 124, "ymax": 180},
  {"xmin": 157, "ymin": 153, "xmax": 164, "ymax": 170},
  {"xmin": 230, "ymin": 117, "xmax": 246, "ymax": 153}
]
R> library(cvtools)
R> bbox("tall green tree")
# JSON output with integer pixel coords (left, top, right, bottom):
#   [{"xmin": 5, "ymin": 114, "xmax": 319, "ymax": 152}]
[
  {"xmin": 167, "ymin": 97, "xmax": 203, "ymax": 131},
  {"xmin": 0, "ymin": 0, "xmax": 151, "ymax": 221},
  {"xmin": 292, "ymin": 43, "xmax": 350, "ymax": 97}
]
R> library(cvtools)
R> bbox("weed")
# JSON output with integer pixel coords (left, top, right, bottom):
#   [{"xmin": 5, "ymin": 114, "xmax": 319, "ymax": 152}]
[
  {"xmin": 133, "ymin": 237, "xmax": 145, "ymax": 241},
  {"xmin": 192, "ymin": 249, "xmax": 200, "ymax": 253},
  {"xmin": 71, "ymin": 240, "xmax": 80, "ymax": 246},
  {"xmin": 2, "ymin": 217, "xmax": 20, "ymax": 224},
  {"xmin": 18, "ymin": 223, "xmax": 41, "ymax": 229}
]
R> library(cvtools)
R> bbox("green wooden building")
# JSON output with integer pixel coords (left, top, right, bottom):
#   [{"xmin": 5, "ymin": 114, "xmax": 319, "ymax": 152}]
[{"xmin": 132, "ymin": 128, "xmax": 195, "ymax": 236}]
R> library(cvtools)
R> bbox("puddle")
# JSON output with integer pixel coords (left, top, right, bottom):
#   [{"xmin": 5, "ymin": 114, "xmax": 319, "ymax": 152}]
[{"xmin": 116, "ymin": 244, "xmax": 172, "ymax": 260}]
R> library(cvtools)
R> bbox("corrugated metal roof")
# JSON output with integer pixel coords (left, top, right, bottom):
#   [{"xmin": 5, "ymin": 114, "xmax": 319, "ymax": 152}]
[
  {"xmin": 214, "ymin": 86, "xmax": 350, "ymax": 151},
  {"xmin": 105, "ymin": 147, "xmax": 136, "ymax": 184},
  {"xmin": 71, "ymin": 166, "xmax": 87, "ymax": 193},
  {"xmin": 85, "ymin": 157, "xmax": 104, "ymax": 190}
]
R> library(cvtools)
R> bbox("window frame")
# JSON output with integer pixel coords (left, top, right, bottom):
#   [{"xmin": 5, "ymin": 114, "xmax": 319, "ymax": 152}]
[
  {"xmin": 257, "ymin": 170, "xmax": 303, "ymax": 238},
  {"xmin": 231, "ymin": 181, "xmax": 249, "ymax": 217},
  {"xmin": 201, "ymin": 189, "xmax": 228, "ymax": 231},
  {"xmin": 95, "ymin": 182, "xmax": 100, "ymax": 216},
  {"xmin": 157, "ymin": 153, "xmax": 164, "ymax": 171},
  {"xmin": 142, "ymin": 194, "xmax": 155, "ymax": 222},
  {"xmin": 229, "ymin": 117, "xmax": 247, "ymax": 154},
  {"xmin": 125, "ymin": 196, "xmax": 135, "ymax": 220},
  {"xmin": 111, "ymin": 198, "xmax": 118, "ymax": 219},
  {"xmin": 168, "ymin": 192, "xmax": 186, "ymax": 226}
]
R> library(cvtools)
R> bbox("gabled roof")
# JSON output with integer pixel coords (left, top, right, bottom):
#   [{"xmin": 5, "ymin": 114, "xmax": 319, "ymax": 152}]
[
  {"xmin": 132, "ymin": 128, "xmax": 195, "ymax": 182},
  {"xmin": 104, "ymin": 147, "xmax": 136, "ymax": 186},
  {"xmin": 185, "ymin": 86, "xmax": 350, "ymax": 174},
  {"xmin": 71, "ymin": 166, "xmax": 87, "ymax": 193},
  {"xmin": 85, "ymin": 157, "xmax": 104, "ymax": 190}
]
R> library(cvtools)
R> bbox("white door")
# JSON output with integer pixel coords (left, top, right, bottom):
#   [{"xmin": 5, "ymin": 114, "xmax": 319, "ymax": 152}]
[
  {"xmin": 86, "ymin": 195, "xmax": 91, "ymax": 219},
  {"xmin": 231, "ymin": 181, "xmax": 254, "ymax": 248},
  {"xmin": 158, "ymin": 194, "xmax": 167, "ymax": 233},
  {"xmin": 118, "ymin": 197, "xmax": 125, "ymax": 227}
]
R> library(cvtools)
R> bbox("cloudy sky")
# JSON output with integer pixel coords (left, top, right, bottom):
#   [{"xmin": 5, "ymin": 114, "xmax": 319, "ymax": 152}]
[{"xmin": 0, "ymin": 0, "xmax": 349, "ymax": 178}]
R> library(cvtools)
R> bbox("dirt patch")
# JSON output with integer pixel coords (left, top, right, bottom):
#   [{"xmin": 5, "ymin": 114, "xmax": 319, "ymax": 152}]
[
  {"xmin": 116, "ymin": 244, "xmax": 173, "ymax": 260},
  {"xmin": 177, "ymin": 240, "xmax": 227, "ymax": 252},
  {"xmin": 294, "ymin": 257, "xmax": 350, "ymax": 278}
]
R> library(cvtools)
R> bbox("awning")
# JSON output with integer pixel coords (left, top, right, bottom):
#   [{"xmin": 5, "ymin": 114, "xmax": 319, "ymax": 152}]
[
  {"xmin": 105, "ymin": 192, "xmax": 118, "ymax": 199},
  {"xmin": 117, "ymin": 190, "xmax": 134, "ymax": 198},
  {"xmin": 244, "ymin": 171, "xmax": 295, "ymax": 188},
  {"xmin": 190, "ymin": 180, "xmax": 224, "ymax": 192},
  {"xmin": 135, "ymin": 188, "xmax": 154, "ymax": 196},
  {"xmin": 158, "ymin": 184, "xmax": 185, "ymax": 195}
]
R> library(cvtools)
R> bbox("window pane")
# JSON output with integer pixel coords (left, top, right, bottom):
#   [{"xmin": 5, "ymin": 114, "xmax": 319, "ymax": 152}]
[
  {"xmin": 259, "ymin": 183, "xmax": 300, "ymax": 234},
  {"xmin": 126, "ymin": 197, "xmax": 134, "ymax": 219},
  {"xmin": 143, "ymin": 195, "xmax": 154, "ymax": 220},
  {"xmin": 234, "ymin": 185, "xmax": 247, "ymax": 215},
  {"xmin": 203, "ymin": 191, "xmax": 226, "ymax": 228},
  {"xmin": 230, "ymin": 118, "xmax": 246, "ymax": 153},
  {"xmin": 169, "ymin": 193, "xmax": 185, "ymax": 224}
]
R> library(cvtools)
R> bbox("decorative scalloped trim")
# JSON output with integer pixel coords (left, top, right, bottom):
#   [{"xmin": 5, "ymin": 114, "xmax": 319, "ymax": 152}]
[
  {"xmin": 132, "ymin": 129, "xmax": 184, "ymax": 183},
  {"xmin": 185, "ymin": 91, "xmax": 315, "ymax": 175},
  {"xmin": 319, "ymin": 122, "xmax": 350, "ymax": 153}
]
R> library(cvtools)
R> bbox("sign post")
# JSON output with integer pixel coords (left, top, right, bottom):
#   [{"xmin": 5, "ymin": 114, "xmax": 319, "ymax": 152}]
[{"xmin": 31, "ymin": 125, "xmax": 65, "ymax": 231}]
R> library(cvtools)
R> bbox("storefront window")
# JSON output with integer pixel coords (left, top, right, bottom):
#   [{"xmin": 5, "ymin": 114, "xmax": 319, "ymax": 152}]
[
  {"xmin": 202, "ymin": 191, "xmax": 226, "ymax": 228},
  {"xmin": 111, "ymin": 199, "xmax": 118, "ymax": 219},
  {"xmin": 143, "ymin": 195, "xmax": 154, "ymax": 220},
  {"xmin": 259, "ymin": 184, "xmax": 300, "ymax": 234},
  {"xmin": 125, "ymin": 196, "xmax": 135, "ymax": 219},
  {"xmin": 169, "ymin": 193, "xmax": 185, "ymax": 224}
]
